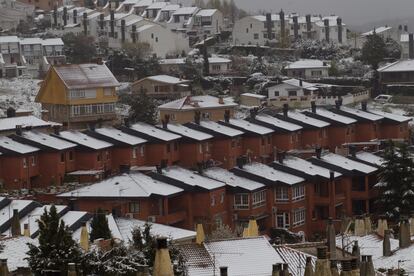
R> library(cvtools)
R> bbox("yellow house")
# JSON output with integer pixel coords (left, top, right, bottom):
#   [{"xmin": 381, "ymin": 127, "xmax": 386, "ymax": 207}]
[{"xmin": 36, "ymin": 63, "xmax": 120, "ymax": 129}]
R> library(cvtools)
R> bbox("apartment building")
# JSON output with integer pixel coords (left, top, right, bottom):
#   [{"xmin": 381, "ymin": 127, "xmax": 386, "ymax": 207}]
[
  {"xmin": 131, "ymin": 75, "xmax": 191, "ymax": 99},
  {"xmin": 36, "ymin": 63, "xmax": 120, "ymax": 129},
  {"xmin": 284, "ymin": 59, "xmax": 330, "ymax": 79}
]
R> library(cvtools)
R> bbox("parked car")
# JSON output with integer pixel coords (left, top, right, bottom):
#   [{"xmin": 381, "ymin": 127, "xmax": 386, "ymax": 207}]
[{"xmin": 374, "ymin": 94, "xmax": 393, "ymax": 103}]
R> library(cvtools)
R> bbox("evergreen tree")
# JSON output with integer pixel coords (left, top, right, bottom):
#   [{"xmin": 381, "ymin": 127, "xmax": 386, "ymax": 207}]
[
  {"xmin": 62, "ymin": 33, "xmax": 97, "ymax": 63},
  {"xmin": 128, "ymin": 89, "xmax": 158, "ymax": 125},
  {"xmin": 377, "ymin": 142, "xmax": 414, "ymax": 220},
  {"xmin": 361, "ymin": 32, "xmax": 387, "ymax": 69},
  {"xmin": 89, "ymin": 208, "xmax": 112, "ymax": 242},
  {"xmin": 202, "ymin": 44, "xmax": 210, "ymax": 76},
  {"xmin": 26, "ymin": 205, "xmax": 82, "ymax": 275}
]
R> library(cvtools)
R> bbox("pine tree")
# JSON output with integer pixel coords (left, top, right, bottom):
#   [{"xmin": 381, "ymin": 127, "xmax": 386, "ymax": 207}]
[
  {"xmin": 361, "ymin": 32, "xmax": 387, "ymax": 69},
  {"xmin": 89, "ymin": 208, "xmax": 112, "ymax": 242},
  {"xmin": 26, "ymin": 205, "xmax": 82, "ymax": 275},
  {"xmin": 128, "ymin": 89, "xmax": 158, "ymax": 125},
  {"xmin": 377, "ymin": 142, "xmax": 414, "ymax": 220}
]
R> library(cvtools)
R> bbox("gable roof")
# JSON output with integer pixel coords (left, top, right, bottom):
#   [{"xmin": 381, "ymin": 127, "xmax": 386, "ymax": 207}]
[
  {"xmin": 141, "ymin": 75, "xmax": 190, "ymax": 85},
  {"xmin": 161, "ymin": 166, "xmax": 225, "ymax": 190},
  {"xmin": 55, "ymin": 131, "xmax": 113, "ymax": 150},
  {"xmin": 362, "ymin": 26, "xmax": 392, "ymax": 37},
  {"xmin": 160, "ymin": 123, "xmax": 212, "ymax": 141},
  {"xmin": 0, "ymin": 137, "xmax": 39, "ymax": 154},
  {"xmin": 93, "ymin": 127, "xmax": 147, "ymax": 146},
  {"xmin": 52, "ymin": 64, "xmax": 120, "ymax": 89},
  {"xmin": 159, "ymin": 95, "xmax": 238, "ymax": 111},
  {"xmin": 129, "ymin": 122, "xmax": 182, "ymax": 142},
  {"xmin": 378, "ymin": 60, "xmax": 414, "ymax": 73},
  {"xmin": 0, "ymin": 115, "xmax": 58, "ymax": 133},
  {"xmin": 239, "ymin": 162, "xmax": 305, "ymax": 185},
  {"xmin": 285, "ymin": 59, "xmax": 329, "ymax": 70},
  {"xmin": 18, "ymin": 131, "xmax": 76, "ymax": 150},
  {"xmin": 204, "ymin": 167, "xmax": 265, "ymax": 191},
  {"xmin": 224, "ymin": 118, "xmax": 275, "ymax": 135}
]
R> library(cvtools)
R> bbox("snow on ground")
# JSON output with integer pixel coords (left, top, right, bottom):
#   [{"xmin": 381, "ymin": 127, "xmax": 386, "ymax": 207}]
[{"xmin": 0, "ymin": 77, "xmax": 42, "ymax": 117}]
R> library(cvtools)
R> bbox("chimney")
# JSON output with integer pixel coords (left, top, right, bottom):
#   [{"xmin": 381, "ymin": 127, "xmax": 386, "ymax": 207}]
[
  {"xmin": 409, "ymin": 33, "xmax": 414, "ymax": 59},
  {"xmin": 15, "ymin": 125, "xmax": 22, "ymax": 136},
  {"xmin": 80, "ymin": 222, "xmax": 89, "ymax": 251},
  {"xmin": 0, "ymin": 259, "xmax": 9, "ymax": 276},
  {"xmin": 236, "ymin": 157, "xmax": 244, "ymax": 169},
  {"xmin": 121, "ymin": 19, "xmax": 126, "ymax": 42},
  {"xmin": 340, "ymin": 259, "xmax": 352, "ymax": 276},
  {"xmin": 131, "ymin": 25, "xmax": 137, "ymax": 43},
  {"xmin": 304, "ymin": 257, "xmax": 314, "ymax": 276},
  {"xmin": 99, "ymin": 13, "xmax": 104, "ymax": 30},
  {"xmin": 63, "ymin": 7, "xmax": 67, "ymax": 26},
  {"xmin": 365, "ymin": 255, "xmax": 375, "ymax": 276},
  {"xmin": 337, "ymin": 17, "xmax": 343, "ymax": 44},
  {"xmin": 67, "ymin": 263, "xmax": 77, "ymax": 276},
  {"xmin": 224, "ymin": 110, "xmax": 230, "ymax": 123},
  {"xmin": 377, "ymin": 216, "xmax": 388, "ymax": 237},
  {"xmin": 324, "ymin": 19, "xmax": 330, "ymax": 42},
  {"xmin": 23, "ymin": 223, "xmax": 30, "ymax": 237},
  {"xmin": 410, "ymin": 214, "xmax": 414, "ymax": 236},
  {"xmin": 326, "ymin": 218, "xmax": 336, "ymax": 259},
  {"xmin": 6, "ymin": 107, "xmax": 16, "ymax": 118},
  {"xmin": 399, "ymin": 218, "xmax": 411, "ymax": 248},
  {"xmin": 350, "ymin": 258, "xmax": 359, "ymax": 275},
  {"xmin": 404, "ymin": 25, "xmax": 408, "ymax": 32},
  {"xmin": 360, "ymin": 255, "xmax": 367, "ymax": 276},
  {"xmin": 383, "ymin": 229, "xmax": 392, "ymax": 257},
  {"xmin": 194, "ymin": 111, "xmax": 201, "ymax": 125},
  {"xmin": 73, "ymin": 9, "xmax": 77, "ymax": 24},
  {"xmin": 219, "ymin": 267, "xmax": 228, "ymax": 276},
  {"xmin": 281, "ymin": 264, "xmax": 289, "ymax": 276},
  {"xmin": 364, "ymin": 215, "xmax": 372, "ymax": 234},
  {"xmin": 196, "ymin": 224, "xmax": 205, "ymax": 245},
  {"xmin": 306, "ymin": 14, "xmax": 312, "ymax": 39},
  {"xmin": 335, "ymin": 100, "xmax": 341, "ymax": 110},
  {"xmin": 249, "ymin": 108, "xmax": 257, "ymax": 120},
  {"xmin": 124, "ymin": 117, "xmax": 130, "ymax": 128},
  {"xmin": 197, "ymin": 162, "xmax": 203, "ymax": 175},
  {"xmin": 54, "ymin": 6, "xmax": 58, "ymax": 27},
  {"xmin": 283, "ymin": 103, "xmax": 288, "ymax": 119},
  {"xmin": 351, "ymin": 241, "xmax": 360, "ymax": 267},
  {"xmin": 218, "ymin": 97, "xmax": 224, "ymax": 104},
  {"xmin": 272, "ymin": 263, "xmax": 282, "ymax": 276},
  {"xmin": 266, "ymin": 13, "xmax": 272, "ymax": 41},
  {"xmin": 156, "ymin": 165, "xmax": 162, "ymax": 174},
  {"xmin": 11, "ymin": 209, "xmax": 21, "ymax": 237},
  {"xmin": 277, "ymin": 151, "xmax": 285, "ymax": 164},
  {"xmin": 153, "ymin": 237, "xmax": 174, "ymax": 276},
  {"xmin": 279, "ymin": 10, "xmax": 285, "ymax": 45},
  {"xmin": 315, "ymin": 146, "xmax": 322, "ymax": 159},
  {"xmin": 293, "ymin": 16, "xmax": 299, "ymax": 40},
  {"xmin": 299, "ymin": 79, "xmax": 303, "ymax": 87},
  {"xmin": 314, "ymin": 247, "xmax": 330, "ymax": 276},
  {"xmin": 311, "ymin": 101, "xmax": 317, "ymax": 113},
  {"xmin": 354, "ymin": 216, "xmax": 366, "ymax": 236},
  {"xmin": 83, "ymin": 12, "xmax": 88, "ymax": 35},
  {"xmin": 110, "ymin": 10, "xmax": 115, "ymax": 38},
  {"xmin": 361, "ymin": 101, "xmax": 367, "ymax": 111},
  {"xmin": 162, "ymin": 115, "xmax": 170, "ymax": 129},
  {"xmin": 399, "ymin": 25, "xmax": 403, "ymax": 31},
  {"xmin": 329, "ymin": 171, "xmax": 335, "ymax": 182},
  {"xmin": 348, "ymin": 145, "xmax": 356, "ymax": 158}
]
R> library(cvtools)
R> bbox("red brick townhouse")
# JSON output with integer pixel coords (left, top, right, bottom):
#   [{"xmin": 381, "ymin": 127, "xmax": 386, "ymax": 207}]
[
  {"xmin": 121, "ymin": 122, "xmax": 181, "ymax": 166},
  {"xmin": 219, "ymin": 117, "xmax": 274, "ymax": 163},
  {"xmin": 158, "ymin": 121, "xmax": 213, "ymax": 169},
  {"xmin": 0, "ymin": 136, "xmax": 40, "ymax": 190},
  {"xmin": 270, "ymin": 154, "xmax": 346, "ymax": 235},
  {"xmin": 252, "ymin": 111, "xmax": 303, "ymax": 151},
  {"xmin": 53, "ymin": 130, "xmax": 113, "ymax": 179},
  {"xmin": 85, "ymin": 127, "xmax": 147, "ymax": 173},
  {"xmin": 303, "ymin": 103, "xmax": 357, "ymax": 151},
  {"xmin": 185, "ymin": 119, "xmax": 244, "ymax": 169},
  {"xmin": 329, "ymin": 103, "xmax": 383, "ymax": 142},
  {"xmin": 309, "ymin": 150, "xmax": 378, "ymax": 216},
  {"xmin": 150, "ymin": 166, "xmax": 227, "ymax": 232},
  {"xmin": 0, "ymin": 109, "xmax": 58, "ymax": 136},
  {"xmin": 10, "ymin": 130, "xmax": 77, "ymax": 188},
  {"xmin": 230, "ymin": 161, "xmax": 309, "ymax": 236},
  {"xmin": 203, "ymin": 167, "xmax": 268, "ymax": 233},
  {"xmin": 273, "ymin": 104, "xmax": 330, "ymax": 149},
  {"xmin": 57, "ymin": 172, "xmax": 184, "ymax": 226},
  {"xmin": 367, "ymin": 108, "xmax": 412, "ymax": 141}
]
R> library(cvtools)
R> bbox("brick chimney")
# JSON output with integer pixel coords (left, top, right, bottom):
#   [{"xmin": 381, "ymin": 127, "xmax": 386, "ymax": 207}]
[
  {"xmin": 340, "ymin": 259, "xmax": 352, "ymax": 276},
  {"xmin": 63, "ymin": 7, "xmax": 67, "ymax": 26},
  {"xmin": 11, "ymin": 209, "xmax": 21, "ymax": 237},
  {"xmin": 83, "ymin": 13, "xmax": 88, "ymax": 35},
  {"xmin": 311, "ymin": 101, "xmax": 317, "ymax": 113},
  {"xmin": 220, "ymin": 267, "xmax": 228, "ymax": 276},
  {"xmin": 272, "ymin": 263, "xmax": 282, "ymax": 276},
  {"xmin": 218, "ymin": 97, "xmax": 224, "ymax": 104},
  {"xmin": 365, "ymin": 255, "xmax": 375, "ymax": 276},
  {"xmin": 279, "ymin": 10, "xmax": 285, "ymax": 45},
  {"xmin": 162, "ymin": 115, "xmax": 170, "ymax": 129},
  {"xmin": 224, "ymin": 109, "xmax": 230, "ymax": 123},
  {"xmin": 315, "ymin": 146, "xmax": 322, "ymax": 159},
  {"xmin": 293, "ymin": 16, "xmax": 299, "ymax": 40},
  {"xmin": 277, "ymin": 151, "xmax": 285, "ymax": 164},
  {"xmin": 0, "ymin": 259, "xmax": 9, "ymax": 276},
  {"xmin": 324, "ymin": 19, "xmax": 330, "ymax": 42},
  {"xmin": 361, "ymin": 101, "xmax": 367, "ymax": 111},
  {"xmin": 80, "ymin": 222, "xmax": 89, "ymax": 251},
  {"xmin": 73, "ymin": 9, "xmax": 77, "ymax": 24},
  {"xmin": 360, "ymin": 255, "xmax": 367, "ymax": 276},
  {"xmin": 337, "ymin": 17, "xmax": 343, "ymax": 44},
  {"xmin": 351, "ymin": 241, "xmax": 360, "ymax": 267},
  {"xmin": 330, "ymin": 260, "xmax": 339, "ymax": 276},
  {"xmin": 404, "ymin": 25, "xmax": 408, "ymax": 32},
  {"xmin": 266, "ymin": 13, "xmax": 272, "ymax": 41},
  {"xmin": 153, "ymin": 237, "xmax": 174, "ymax": 276},
  {"xmin": 383, "ymin": 229, "xmax": 392, "ymax": 257},
  {"xmin": 350, "ymin": 257, "xmax": 360, "ymax": 275},
  {"xmin": 23, "ymin": 223, "xmax": 30, "ymax": 237},
  {"xmin": 194, "ymin": 111, "xmax": 201, "ymax": 125},
  {"xmin": 306, "ymin": 15, "xmax": 312, "ymax": 39},
  {"xmin": 281, "ymin": 263, "xmax": 289, "ymax": 276},
  {"xmin": 15, "ymin": 125, "xmax": 22, "ymax": 136},
  {"xmin": 354, "ymin": 216, "xmax": 366, "ymax": 236},
  {"xmin": 196, "ymin": 224, "xmax": 205, "ymax": 245},
  {"xmin": 304, "ymin": 257, "xmax": 314, "ymax": 276},
  {"xmin": 121, "ymin": 19, "xmax": 126, "ymax": 42},
  {"xmin": 399, "ymin": 218, "xmax": 411, "ymax": 248},
  {"xmin": 377, "ymin": 216, "xmax": 388, "ymax": 237},
  {"xmin": 348, "ymin": 145, "xmax": 356, "ymax": 158},
  {"xmin": 326, "ymin": 218, "xmax": 336, "ymax": 259},
  {"xmin": 99, "ymin": 13, "xmax": 104, "ymax": 30},
  {"xmin": 110, "ymin": 10, "xmax": 115, "ymax": 38},
  {"xmin": 409, "ymin": 33, "xmax": 414, "ymax": 59},
  {"xmin": 314, "ymin": 247, "xmax": 330, "ymax": 276},
  {"xmin": 282, "ymin": 103, "xmax": 288, "ymax": 119},
  {"xmin": 132, "ymin": 25, "xmax": 137, "ymax": 43}
]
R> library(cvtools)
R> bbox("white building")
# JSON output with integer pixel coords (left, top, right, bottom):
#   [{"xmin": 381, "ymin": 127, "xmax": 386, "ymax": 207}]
[
  {"xmin": 0, "ymin": 0, "xmax": 34, "ymax": 31},
  {"xmin": 400, "ymin": 33, "xmax": 413, "ymax": 59},
  {"xmin": 284, "ymin": 59, "xmax": 330, "ymax": 79},
  {"xmin": 232, "ymin": 14, "xmax": 281, "ymax": 46},
  {"xmin": 193, "ymin": 9, "xmax": 224, "ymax": 36},
  {"xmin": 267, "ymin": 79, "xmax": 320, "ymax": 100}
]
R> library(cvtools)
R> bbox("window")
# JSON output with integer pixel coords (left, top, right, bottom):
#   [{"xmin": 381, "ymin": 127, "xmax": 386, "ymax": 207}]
[
  {"xmin": 261, "ymin": 137, "xmax": 265, "ymax": 146},
  {"xmin": 60, "ymin": 153, "xmax": 65, "ymax": 163},
  {"xmin": 155, "ymin": 37, "xmax": 158, "ymax": 42},
  {"xmin": 23, "ymin": 157, "xmax": 27, "ymax": 168},
  {"xmin": 205, "ymin": 142, "xmax": 210, "ymax": 153},
  {"xmin": 276, "ymin": 212, "xmax": 290, "ymax": 228},
  {"xmin": 103, "ymin": 88, "xmax": 112, "ymax": 96},
  {"xmin": 151, "ymin": 33, "xmax": 154, "ymax": 39},
  {"xmin": 106, "ymin": 151, "xmax": 110, "ymax": 160},
  {"xmin": 132, "ymin": 147, "xmax": 137, "ymax": 159},
  {"xmin": 129, "ymin": 202, "xmax": 140, "ymax": 213},
  {"xmin": 31, "ymin": 156, "xmax": 36, "ymax": 166},
  {"xmin": 97, "ymin": 153, "xmax": 102, "ymax": 162},
  {"xmin": 212, "ymin": 65, "xmax": 221, "ymax": 71},
  {"xmin": 69, "ymin": 89, "xmax": 96, "ymax": 99},
  {"xmin": 246, "ymin": 28, "xmax": 249, "ymax": 33},
  {"xmin": 211, "ymin": 195, "xmax": 216, "ymax": 206},
  {"xmin": 166, "ymin": 143, "xmax": 171, "ymax": 153},
  {"xmin": 69, "ymin": 151, "xmax": 74, "ymax": 161},
  {"xmin": 140, "ymin": 145, "xmax": 145, "ymax": 157},
  {"xmin": 234, "ymin": 194, "xmax": 249, "ymax": 209},
  {"xmin": 220, "ymin": 192, "xmax": 225, "ymax": 204},
  {"xmin": 292, "ymin": 185, "xmax": 305, "ymax": 201},
  {"xmin": 174, "ymin": 142, "xmax": 178, "ymax": 151},
  {"xmin": 273, "ymin": 91, "xmax": 280, "ymax": 97},
  {"xmin": 288, "ymin": 90, "xmax": 297, "ymax": 96},
  {"xmin": 252, "ymin": 190, "xmax": 266, "ymax": 208},
  {"xmin": 275, "ymin": 186, "xmax": 289, "ymax": 202},
  {"xmin": 231, "ymin": 139, "xmax": 236, "ymax": 148},
  {"xmin": 311, "ymin": 70, "xmax": 322, "ymax": 77},
  {"xmin": 199, "ymin": 143, "xmax": 203, "ymax": 154},
  {"xmin": 293, "ymin": 208, "xmax": 306, "ymax": 227},
  {"xmin": 202, "ymin": 112, "xmax": 211, "ymax": 119},
  {"xmin": 254, "ymin": 33, "xmax": 259, "ymax": 39}
]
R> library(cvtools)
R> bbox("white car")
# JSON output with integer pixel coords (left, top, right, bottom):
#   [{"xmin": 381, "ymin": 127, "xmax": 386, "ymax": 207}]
[{"xmin": 374, "ymin": 94, "xmax": 392, "ymax": 103}]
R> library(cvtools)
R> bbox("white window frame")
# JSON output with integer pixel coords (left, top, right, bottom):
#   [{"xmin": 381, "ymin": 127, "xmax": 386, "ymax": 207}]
[
  {"xmin": 129, "ymin": 202, "xmax": 140, "ymax": 213},
  {"xmin": 140, "ymin": 145, "xmax": 145, "ymax": 157},
  {"xmin": 23, "ymin": 157, "xmax": 27, "ymax": 168},
  {"xmin": 211, "ymin": 195, "xmax": 216, "ymax": 206},
  {"xmin": 276, "ymin": 212, "xmax": 290, "ymax": 229},
  {"xmin": 234, "ymin": 193, "xmax": 249, "ymax": 210},
  {"xmin": 252, "ymin": 190, "xmax": 266, "ymax": 208},
  {"xmin": 292, "ymin": 208, "xmax": 306, "ymax": 227},
  {"xmin": 31, "ymin": 156, "xmax": 36, "ymax": 166},
  {"xmin": 132, "ymin": 147, "xmax": 137, "ymax": 159},
  {"xmin": 292, "ymin": 184, "xmax": 305, "ymax": 202},
  {"xmin": 275, "ymin": 186, "xmax": 289, "ymax": 202}
]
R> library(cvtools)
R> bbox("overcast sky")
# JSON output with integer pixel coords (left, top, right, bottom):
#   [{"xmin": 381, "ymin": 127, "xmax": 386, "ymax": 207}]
[{"xmin": 234, "ymin": 0, "xmax": 414, "ymax": 26}]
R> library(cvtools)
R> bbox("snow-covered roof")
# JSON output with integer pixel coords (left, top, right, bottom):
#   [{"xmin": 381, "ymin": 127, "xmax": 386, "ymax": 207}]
[
  {"xmin": 19, "ymin": 37, "xmax": 43, "ymax": 45},
  {"xmin": 159, "ymin": 58, "xmax": 186, "ymax": 65},
  {"xmin": 158, "ymin": 95, "xmax": 238, "ymax": 110},
  {"xmin": 355, "ymin": 151, "xmax": 384, "ymax": 167},
  {"xmin": 378, "ymin": 60, "xmax": 414, "ymax": 73},
  {"xmin": 41, "ymin": 38, "xmax": 64, "ymax": 46},
  {"xmin": 0, "ymin": 36, "xmax": 19, "ymax": 43},
  {"xmin": 136, "ymin": 24, "xmax": 156, "ymax": 32},
  {"xmin": 0, "ymin": 199, "xmax": 34, "ymax": 226},
  {"xmin": 53, "ymin": 63, "xmax": 120, "ymax": 89},
  {"xmin": 161, "ymin": 124, "xmax": 212, "ymax": 141},
  {"xmin": 280, "ymin": 156, "xmax": 342, "ymax": 179},
  {"xmin": 204, "ymin": 167, "xmax": 265, "ymax": 191},
  {"xmin": 281, "ymin": 79, "xmax": 319, "ymax": 90},
  {"xmin": 104, "ymin": 12, "xmax": 130, "ymax": 21},
  {"xmin": 203, "ymin": 237, "xmax": 284, "ymax": 276},
  {"xmin": 308, "ymin": 108, "xmax": 357, "ymax": 125},
  {"xmin": 173, "ymin": 7, "xmax": 199, "ymax": 15},
  {"xmin": 320, "ymin": 153, "xmax": 377, "ymax": 174},
  {"xmin": 0, "ymin": 115, "xmax": 56, "ymax": 132},
  {"xmin": 161, "ymin": 166, "xmax": 225, "ymax": 190},
  {"xmin": 146, "ymin": 1, "xmax": 167, "ymax": 10},
  {"xmin": 285, "ymin": 59, "xmax": 329, "ymax": 70},
  {"xmin": 161, "ymin": 4, "xmax": 180, "ymax": 11},
  {"xmin": 0, "ymin": 136, "xmax": 39, "ymax": 154},
  {"xmin": 207, "ymin": 56, "xmax": 231, "ymax": 64},
  {"xmin": 56, "ymin": 131, "xmax": 113, "ymax": 150},
  {"xmin": 0, "ymin": 237, "xmax": 37, "ymax": 272},
  {"xmin": 20, "ymin": 131, "xmax": 76, "ymax": 150},
  {"xmin": 125, "ymin": 17, "xmax": 144, "ymax": 26},
  {"xmin": 196, "ymin": 120, "xmax": 244, "ymax": 137},
  {"xmin": 315, "ymin": 16, "xmax": 345, "ymax": 27},
  {"xmin": 338, "ymin": 106, "xmax": 384, "ymax": 121},
  {"xmin": 368, "ymin": 109, "xmax": 411, "ymax": 123},
  {"xmin": 255, "ymin": 114, "xmax": 302, "ymax": 132},
  {"xmin": 94, "ymin": 127, "xmax": 147, "ymax": 145},
  {"xmin": 251, "ymin": 14, "xmax": 279, "ymax": 22},
  {"xmin": 241, "ymin": 93, "xmax": 266, "ymax": 99},
  {"xmin": 115, "ymin": 217, "xmax": 196, "ymax": 242},
  {"xmin": 362, "ymin": 26, "xmax": 392, "ymax": 37},
  {"xmin": 129, "ymin": 122, "xmax": 182, "ymax": 142},
  {"xmin": 133, "ymin": 0, "xmax": 153, "ymax": 7},
  {"xmin": 225, "ymin": 118, "xmax": 274, "ymax": 135},
  {"xmin": 196, "ymin": 9, "xmax": 217, "ymax": 17},
  {"xmin": 58, "ymin": 173, "xmax": 183, "ymax": 198},
  {"xmin": 145, "ymin": 75, "xmax": 190, "ymax": 84},
  {"xmin": 241, "ymin": 162, "xmax": 305, "ymax": 185},
  {"xmin": 286, "ymin": 111, "xmax": 330, "ymax": 128}
]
